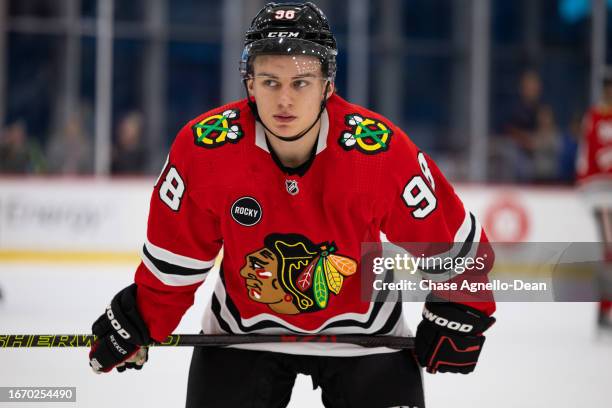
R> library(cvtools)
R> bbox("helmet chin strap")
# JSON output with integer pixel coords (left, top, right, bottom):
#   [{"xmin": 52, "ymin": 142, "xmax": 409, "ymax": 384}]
[{"xmin": 243, "ymin": 80, "xmax": 331, "ymax": 143}]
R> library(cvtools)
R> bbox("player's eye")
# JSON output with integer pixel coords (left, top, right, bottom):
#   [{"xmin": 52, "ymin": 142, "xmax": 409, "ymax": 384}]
[
  {"xmin": 292, "ymin": 79, "xmax": 310, "ymax": 89},
  {"xmin": 262, "ymin": 79, "xmax": 279, "ymax": 88},
  {"xmin": 250, "ymin": 260, "xmax": 263, "ymax": 269}
]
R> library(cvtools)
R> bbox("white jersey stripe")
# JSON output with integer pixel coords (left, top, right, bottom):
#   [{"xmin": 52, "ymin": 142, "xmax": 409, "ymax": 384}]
[
  {"xmin": 418, "ymin": 209, "xmax": 482, "ymax": 282},
  {"xmin": 201, "ymin": 283, "xmax": 410, "ymax": 356},
  {"xmin": 144, "ymin": 238, "xmax": 215, "ymax": 270},
  {"xmin": 141, "ymin": 247, "xmax": 208, "ymax": 286},
  {"xmin": 453, "ymin": 206, "xmax": 473, "ymax": 245},
  {"xmin": 207, "ymin": 275, "xmax": 400, "ymax": 334}
]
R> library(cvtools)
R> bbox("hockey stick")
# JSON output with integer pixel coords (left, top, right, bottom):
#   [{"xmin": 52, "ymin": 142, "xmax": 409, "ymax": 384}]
[{"xmin": 0, "ymin": 334, "xmax": 414, "ymax": 349}]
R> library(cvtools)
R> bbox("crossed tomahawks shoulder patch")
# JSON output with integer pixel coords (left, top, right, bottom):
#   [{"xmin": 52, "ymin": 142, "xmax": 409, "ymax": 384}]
[
  {"xmin": 339, "ymin": 113, "xmax": 393, "ymax": 154},
  {"xmin": 192, "ymin": 109, "xmax": 243, "ymax": 148}
]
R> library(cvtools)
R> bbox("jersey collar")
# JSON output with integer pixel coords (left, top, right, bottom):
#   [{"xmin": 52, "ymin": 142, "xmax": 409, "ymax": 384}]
[{"xmin": 254, "ymin": 108, "xmax": 329, "ymax": 155}]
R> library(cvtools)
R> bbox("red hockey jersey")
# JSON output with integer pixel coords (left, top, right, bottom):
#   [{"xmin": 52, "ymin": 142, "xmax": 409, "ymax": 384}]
[
  {"xmin": 134, "ymin": 93, "xmax": 495, "ymax": 356},
  {"xmin": 576, "ymin": 106, "xmax": 612, "ymax": 207}
]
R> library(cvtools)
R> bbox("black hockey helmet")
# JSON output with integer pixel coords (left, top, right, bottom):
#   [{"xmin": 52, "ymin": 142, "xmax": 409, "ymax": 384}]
[{"xmin": 239, "ymin": 2, "xmax": 338, "ymax": 81}]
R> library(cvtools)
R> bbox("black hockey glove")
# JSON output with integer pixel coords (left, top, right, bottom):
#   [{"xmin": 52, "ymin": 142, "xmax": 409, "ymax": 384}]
[
  {"xmin": 415, "ymin": 296, "xmax": 495, "ymax": 374},
  {"xmin": 89, "ymin": 283, "xmax": 151, "ymax": 374}
]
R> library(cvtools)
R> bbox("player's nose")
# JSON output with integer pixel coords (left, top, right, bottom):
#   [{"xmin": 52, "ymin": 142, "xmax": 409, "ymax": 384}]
[{"xmin": 277, "ymin": 88, "xmax": 294, "ymax": 109}]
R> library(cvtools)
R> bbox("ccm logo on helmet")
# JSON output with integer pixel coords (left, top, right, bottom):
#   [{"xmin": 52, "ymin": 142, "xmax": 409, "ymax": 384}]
[
  {"xmin": 423, "ymin": 307, "xmax": 473, "ymax": 333},
  {"xmin": 106, "ymin": 306, "xmax": 131, "ymax": 340},
  {"xmin": 267, "ymin": 31, "xmax": 300, "ymax": 38}
]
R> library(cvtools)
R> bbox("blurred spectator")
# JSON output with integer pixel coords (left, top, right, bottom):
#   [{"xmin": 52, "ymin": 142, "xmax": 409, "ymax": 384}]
[
  {"xmin": 111, "ymin": 112, "xmax": 147, "ymax": 175},
  {"xmin": 532, "ymin": 106, "xmax": 561, "ymax": 182},
  {"xmin": 506, "ymin": 70, "xmax": 543, "ymax": 150},
  {"xmin": 46, "ymin": 112, "xmax": 93, "ymax": 174},
  {"xmin": 0, "ymin": 120, "xmax": 44, "ymax": 174},
  {"xmin": 504, "ymin": 69, "xmax": 561, "ymax": 182}
]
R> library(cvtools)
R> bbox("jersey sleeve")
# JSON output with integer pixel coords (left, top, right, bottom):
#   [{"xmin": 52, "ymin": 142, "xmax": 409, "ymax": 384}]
[
  {"xmin": 380, "ymin": 140, "xmax": 496, "ymax": 316},
  {"xmin": 134, "ymin": 122, "xmax": 223, "ymax": 342}
]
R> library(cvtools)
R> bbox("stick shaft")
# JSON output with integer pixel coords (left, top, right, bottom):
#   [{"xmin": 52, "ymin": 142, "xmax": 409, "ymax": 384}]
[{"xmin": 0, "ymin": 334, "xmax": 414, "ymax": 349}]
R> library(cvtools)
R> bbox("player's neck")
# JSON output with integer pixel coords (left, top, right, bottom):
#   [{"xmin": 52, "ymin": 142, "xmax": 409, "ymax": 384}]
[{"xmin": 265, "ymin": 121, "xmax": 321, "ymax": 169}]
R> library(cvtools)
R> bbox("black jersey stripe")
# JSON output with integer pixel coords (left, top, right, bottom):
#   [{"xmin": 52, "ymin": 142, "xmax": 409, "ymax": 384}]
[
  {"xmin": 318, "ymin": 270, "xmax": 401, "ymax": 333},
  {"xmin": 455, "ymin": 212, "xmax": 477, "ymax": 258},
  {"xmin": 212, "ymin": 291, "xmax": 398, "ymax": 334},
  {"xmin": 418, "ymin": 212, "xmax": 477, "ymax": 275},
  {"xmin": 142, "ymin": 244, "xmax": 213, "ymax": 276},
  {"xmin": 213, "ymin": 266, "xmax": 305, "ymax": 333},
  {"xmin": 211, "ymin": 294, "xmax": 234, "ymax": 334},
  {"xmin": 212, "ymin": 266, "xmax": 400, "ymax": 334}
]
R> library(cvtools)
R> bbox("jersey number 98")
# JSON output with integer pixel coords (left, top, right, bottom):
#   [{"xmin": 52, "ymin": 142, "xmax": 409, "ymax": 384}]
[
  {"xmin": 158, "ymin": 166, "xmax": 185, "ymax": 211},
  {"xmin": 402, "ymin": 152, "xmax": 437, "ymax": 219}
]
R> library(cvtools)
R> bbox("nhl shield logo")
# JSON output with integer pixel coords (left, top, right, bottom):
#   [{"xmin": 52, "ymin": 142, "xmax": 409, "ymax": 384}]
[{"xmin": 285, "ymin": 180, "xmax": 299, "ymax": 195}]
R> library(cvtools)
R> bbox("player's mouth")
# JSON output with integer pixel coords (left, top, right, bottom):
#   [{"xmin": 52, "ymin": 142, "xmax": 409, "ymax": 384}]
[{"xmin": 273, "ymin": 114, "xmax": 297, "ymax": 124}]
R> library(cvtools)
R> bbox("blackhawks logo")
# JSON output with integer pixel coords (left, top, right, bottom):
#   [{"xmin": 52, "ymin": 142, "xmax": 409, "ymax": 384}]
[
  {"xmin": 239, "ymin": 233, "xmax": 357, "ymax": 315},
  {"xmin": 192, "ymin": 109, "xmax": 243, "ymax": 148},
  {"xmin": 339, "ymin": 114, "xmax": 393, "ymax": 154}
]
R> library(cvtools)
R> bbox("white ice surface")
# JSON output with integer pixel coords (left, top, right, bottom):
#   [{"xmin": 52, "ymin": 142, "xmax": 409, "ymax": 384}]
[{"xmin": 1, "ymin": 264, "xmax": 611, "ymax": 408}]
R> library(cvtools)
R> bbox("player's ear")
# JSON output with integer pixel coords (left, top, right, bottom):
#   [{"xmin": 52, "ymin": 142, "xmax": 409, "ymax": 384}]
[{"xmin": 324, "ymin": 82, "xmax": 335, "ymax": 99}]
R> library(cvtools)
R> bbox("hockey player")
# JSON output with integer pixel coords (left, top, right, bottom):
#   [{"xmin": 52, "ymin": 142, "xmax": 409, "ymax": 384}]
[
  {"xmin": 577, "ymin": 73, "xmax": 612, "ymax": 333},
  {"xmin": 88, "ymin": 3, "xmax": 496, "ymax": 407}
]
